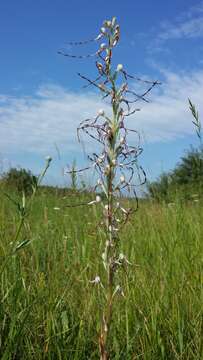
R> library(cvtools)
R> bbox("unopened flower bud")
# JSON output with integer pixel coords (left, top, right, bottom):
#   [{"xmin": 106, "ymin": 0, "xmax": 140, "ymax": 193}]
[
  {"xmin": 105, "ymin": 164, "xmax": 110, "ymax": 174},
  {"xmin": 45, "ymin": 155, "xmax": 52, "ymax": 162},
  {"xmin": 98, "ymin": 154, "xmax": 105, "ymax": 163},
  {"xmin": 113, "ymin": 285, "xmax": 124, "ymax": 297},
  {"xmin": 100, "ymin": 27, "xmax": 106, "ymax": 34},
  {"xmin": 96, "ymin": 195, "xmax": 101, "ymax": 203},
  {"xmin": 111, "ymin": 17, "xmax": 116, "ymax": 27},
  {"xmin": 96, "ymin": 33, "xmax": 103, "ymax": 40},
  {"xmin": 120, "ymin": 137, "xmax": 125, "ymax": 144},
  {"xmin": 97, "ymin": 178, "xmax": 102, "ymax": 185},
  {"xmin": 98, "ymin": 109, "xmax": 105, "ymax": 116},
  {"xmin": 120, "ymin": 175, "xmax": 125, "ymax": 183},
  {"xmin": 105, "ymin": 55, "xmax": 110, "ymax": 63},
  {"xmin": 100, "ymin": 43, "xmax": 106, "ymax": 50},
  {"xmin": 117, "ymin": 64, "xmax": 123, "ymax": 72},
  {"xmin": 106, "ymin": 240, "xmax": 110, "ymax": 247},
  {"xmin": 90, "ymin": 276, "xmax": 100, "ymax": 284},
  {"xmin": 112, "ymin": 39, "xmax": 118, "ymax": 47}
]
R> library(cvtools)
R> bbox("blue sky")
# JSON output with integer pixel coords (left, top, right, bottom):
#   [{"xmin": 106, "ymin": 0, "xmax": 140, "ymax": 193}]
[{"xmin": 0, "ymin": 0, "xmax": 203, "ymax": 187}]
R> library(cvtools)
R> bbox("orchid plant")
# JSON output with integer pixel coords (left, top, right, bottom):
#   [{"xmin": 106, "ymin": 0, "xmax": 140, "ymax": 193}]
[{"xmin": 59, "ymin": 17, "xmax": 160, "ymax": 359}]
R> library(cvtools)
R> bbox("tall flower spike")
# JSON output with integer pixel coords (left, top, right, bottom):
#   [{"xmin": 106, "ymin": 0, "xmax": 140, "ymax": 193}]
[{"xmin": 59, "ymin": 17, "xmax": 160, "ymax": 359}]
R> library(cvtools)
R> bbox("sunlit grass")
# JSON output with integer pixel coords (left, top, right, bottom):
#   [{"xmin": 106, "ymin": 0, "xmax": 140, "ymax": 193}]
[{"xmin": 0, "ymin": 189, "xmax": 202, "ymax": 359}]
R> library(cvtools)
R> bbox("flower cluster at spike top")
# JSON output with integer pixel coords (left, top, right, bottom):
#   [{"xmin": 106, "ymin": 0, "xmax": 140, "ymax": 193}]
[{"xmin": 59, "ymin": 16, "xmax": 160, "ymax": 358}]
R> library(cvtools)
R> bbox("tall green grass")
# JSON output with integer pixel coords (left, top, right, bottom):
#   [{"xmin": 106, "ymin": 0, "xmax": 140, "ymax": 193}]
[{"xmin": 0, "ymin": 189, "xmax": 202, "ymax": 359}]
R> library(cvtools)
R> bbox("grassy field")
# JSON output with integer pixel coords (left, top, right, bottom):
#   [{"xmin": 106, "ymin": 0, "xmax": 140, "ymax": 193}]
[{"xmin": 0, "ymin": 188, "xmax": 203, "ymax": 359}]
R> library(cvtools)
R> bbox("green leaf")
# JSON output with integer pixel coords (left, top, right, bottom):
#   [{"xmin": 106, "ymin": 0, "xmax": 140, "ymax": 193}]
[{"xmin": 14, "ymin": 239, "xmax": 31, "ymax": 252}]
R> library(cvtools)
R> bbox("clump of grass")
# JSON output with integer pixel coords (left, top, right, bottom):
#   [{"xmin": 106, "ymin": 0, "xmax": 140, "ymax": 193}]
[{"xmin": 0, "ymin": 156, "xmax": 52, "ymax": 276}]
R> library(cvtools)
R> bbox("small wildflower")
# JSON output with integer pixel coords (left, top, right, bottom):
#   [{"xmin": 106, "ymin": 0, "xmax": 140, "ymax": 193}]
[{"xmin": 53, "ymin": 207, "xmax": 60, "ymax": 211}]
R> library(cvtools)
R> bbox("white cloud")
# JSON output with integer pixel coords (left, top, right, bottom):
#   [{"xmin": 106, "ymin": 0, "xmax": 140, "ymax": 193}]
[
  {"xmin": 0, "ymin": 85, "xmax": 106, "ymax": 156},
  {"xmin": 157, "ymin": 1, "xmax": 203, "ymax": 41},
  {"xmin": 135, "ymin": 70, "xmax": 203, "ymax": 142},
  {"xmin": 0, "ymin": 70, "xmax": 203, "ymax": 157},
  {"xmin": 159, "ymin": 17, "xmax": 203, "ymax": 41}
]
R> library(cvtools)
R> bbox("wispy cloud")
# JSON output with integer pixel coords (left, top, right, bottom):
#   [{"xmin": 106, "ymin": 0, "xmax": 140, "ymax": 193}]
[
  {"xmin": 159, "ymin": 17, "xmax": 203, "ymax": 41},
  {"xmin": 0, "ymin": 85, "xmax": 106, "ymax": 156},
  {"xmin": 157, "ymin": 1, "xmax": 203, "ymax": 41},
  {"xmin": 137, "ymin": 69, "xmax": 203, "ymax": 142},
  {"xmin": 0, "ymin": 70, "xmax": 203, "ymax": 158}
]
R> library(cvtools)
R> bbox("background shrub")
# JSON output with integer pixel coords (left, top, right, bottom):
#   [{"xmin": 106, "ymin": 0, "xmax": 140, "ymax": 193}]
[{"xmin": 1, "ymin": 167, "xmax": 37, "ymax": 195}]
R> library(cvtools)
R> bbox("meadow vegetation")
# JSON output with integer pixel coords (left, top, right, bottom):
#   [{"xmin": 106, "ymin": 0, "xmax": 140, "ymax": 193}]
[{"xmin": 0, "ymin": 183, "xmax": 202, "ymax": 359}]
